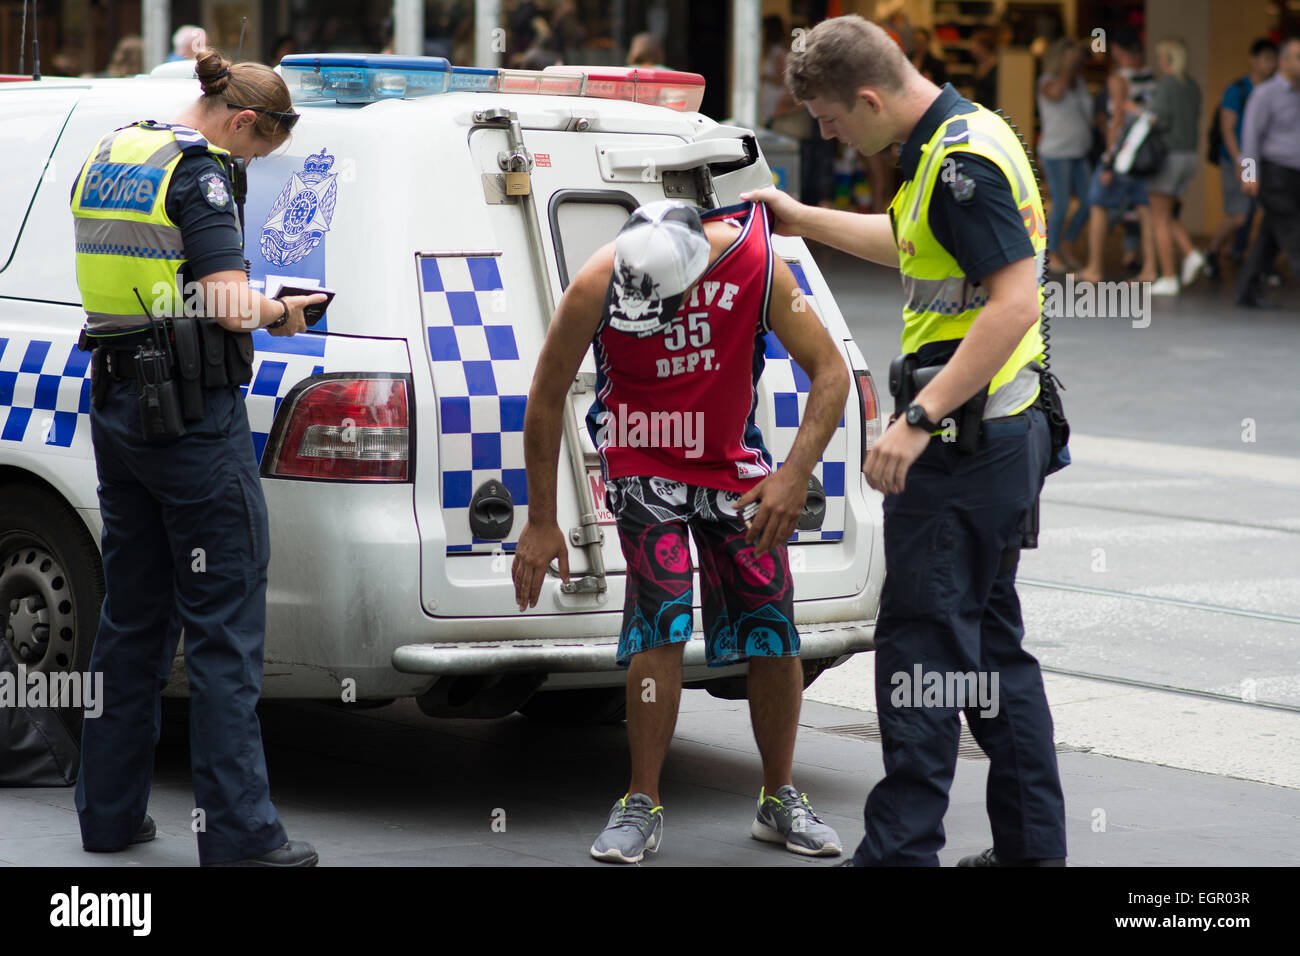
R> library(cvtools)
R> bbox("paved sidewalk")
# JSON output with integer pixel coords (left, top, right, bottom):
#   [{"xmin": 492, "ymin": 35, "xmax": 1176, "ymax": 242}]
[{"xmin": 2, "ymin": 692, "xmax": 1296, "ymax": 866}]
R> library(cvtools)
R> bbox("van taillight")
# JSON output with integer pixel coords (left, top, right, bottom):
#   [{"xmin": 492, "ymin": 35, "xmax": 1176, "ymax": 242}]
[
  {"xmin": 265, "ymin": 376, "xmax": 411, "ymax": 481},
  {"xmin": 855, "ymin": 370, "xmax": 882, "ymax": 461}
]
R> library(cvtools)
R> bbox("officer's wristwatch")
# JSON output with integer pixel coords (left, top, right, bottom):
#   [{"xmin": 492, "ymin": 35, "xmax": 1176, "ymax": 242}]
[{"xmin": 904, "ymin": 402, "xmax": 939, "ymax": 432}]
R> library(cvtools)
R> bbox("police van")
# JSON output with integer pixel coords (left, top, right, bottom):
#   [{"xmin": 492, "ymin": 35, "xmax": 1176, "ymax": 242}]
[{"xmin": 0, "ymin": 55, "xmax": 885, "ymax": 724}]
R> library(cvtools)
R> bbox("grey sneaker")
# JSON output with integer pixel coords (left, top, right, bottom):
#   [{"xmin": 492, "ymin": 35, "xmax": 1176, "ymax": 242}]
[
  {"xmin": 590, "ymin": 793, "xmax": 663, "ymax": 863},
  {"xmin": 752, "ymin": 785, "xmax": 842, "ymax": 857}
]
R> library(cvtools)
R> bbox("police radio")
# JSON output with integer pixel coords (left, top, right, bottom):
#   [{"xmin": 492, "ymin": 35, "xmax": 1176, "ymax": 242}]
[
  {"xmin": 230, "ymin": 157, "xmax": 250, "ymax": 276},
  {"xmin": 131, "ymin": 287, "xmax": 186, "ymax": 441}
]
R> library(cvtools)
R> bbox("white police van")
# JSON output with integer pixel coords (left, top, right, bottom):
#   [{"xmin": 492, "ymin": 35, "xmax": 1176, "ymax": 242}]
[{"xmin": 0, "ymin": 55, "xmax": 884, "ymax": 723}]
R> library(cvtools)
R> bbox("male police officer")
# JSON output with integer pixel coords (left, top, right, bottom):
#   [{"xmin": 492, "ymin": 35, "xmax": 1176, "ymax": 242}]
[{"xmin": 744, "ymin": 14, "xmax": 1067, "ymax": 866}]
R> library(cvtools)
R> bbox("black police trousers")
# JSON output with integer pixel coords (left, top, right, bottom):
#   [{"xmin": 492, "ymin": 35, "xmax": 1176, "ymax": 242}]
[
  {"xmin": 74, "ymin": 375, "xmax": 287, "ymax": 864},
  {"xmin": 853, "ymin": 405, "xmax": 1067, "ymax": 865}
]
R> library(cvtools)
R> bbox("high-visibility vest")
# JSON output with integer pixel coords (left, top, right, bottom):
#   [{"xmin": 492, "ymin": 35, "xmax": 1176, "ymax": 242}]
[
  {"xmin": 70, "ymin": 122, "xmax": 234, "ymax": 335},
  {"xmin": 888, "ymin": 104, "xmax": 1046, "ymax": 417}
]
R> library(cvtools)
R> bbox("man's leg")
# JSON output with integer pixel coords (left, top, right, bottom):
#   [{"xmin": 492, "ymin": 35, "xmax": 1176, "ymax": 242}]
[
  {"xmin": 625, "ymin": 641, "xmax": 684, "ymax": 805},
  {"xmin": 963, "ymin": 561, "xmax": 1067, "ymax": 861},
  {"xmin": 962, "ymin": 407, "xmax": 1067, "ymax": 862},
  {"xmin": 591, "ymin": 476, "xmax": 693, "ymax": 862},
  {"xmin": 855, "ymin": 419, "xmax": 1037, "ymax": 866},
  {"xmin": 1236, "ymin": 208, "xmax": 1278, "ymax": 303},
  {"xmin": 1259, "ymin": 162, "xmax": 1300, "ymax": 276},
  {"xmin": 854, "ymin": 442, "xmax": 973, "ymax": 866},
  {"xmin": 747, "ymin": 656, "xmax": 801, "ymax": 796}
]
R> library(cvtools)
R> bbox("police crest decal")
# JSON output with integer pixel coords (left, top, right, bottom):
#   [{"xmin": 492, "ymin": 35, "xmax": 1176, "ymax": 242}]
[{"xmin": 260, "ymin": 148, "xmax": 339, "ymax": 267}]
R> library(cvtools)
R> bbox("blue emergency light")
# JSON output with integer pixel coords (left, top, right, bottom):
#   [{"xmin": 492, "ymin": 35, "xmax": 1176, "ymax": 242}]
[
  {"xmin": 281, "ymin": 54, "xmax": 451, "ymax": 104},
  {"xmin": 279, "ymin": 54, "xmax": 705, "ymax": 112}
]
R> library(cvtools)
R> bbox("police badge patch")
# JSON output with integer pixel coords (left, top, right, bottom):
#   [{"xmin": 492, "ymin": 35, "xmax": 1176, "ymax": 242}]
[
  {"xmin": 948, "ymin": 167, "xmax": 977, "ymax": 204},
  {"xmin": 198, "ymin": 171, "xmax": 230, "ymax": 209},
  {"xmin": 260, "ymin": 148, "xmax": 339, "ymax": 267}
]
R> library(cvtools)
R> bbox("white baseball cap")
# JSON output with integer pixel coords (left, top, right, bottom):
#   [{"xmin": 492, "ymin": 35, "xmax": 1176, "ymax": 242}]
[{"xmin": 603, "ymin": 200, "xmax": 711, "ymax": 336}]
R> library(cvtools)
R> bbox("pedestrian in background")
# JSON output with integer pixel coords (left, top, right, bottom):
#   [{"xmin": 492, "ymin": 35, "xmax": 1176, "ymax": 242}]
[
  {"xmin": 909, "ymin": 27, "xmax": 947, "ymax": 87},
  {"xmin": 1079, "ymin": 29, "xmax": 1156, "ymax": 283},
  {"xmin": 166, "ymin": 25, "xmax": 207, "ymax": 62},
  {"xmin": 1037, "ymin": 38, "xmax": 1093, "ymax": 273},
  {"xmin": 1146, "ymin": 37, "xmax": 1204, "ymax": 296},
  {"xmin": 970, "ymin": 29, "xmax": 1000, "ymax": 111},
  {"xmin": 1203, "ymin": 38, "xmax": 1276, "ymax": 281},
  {"xmin": 1235, "ymin": 35, "xmax": 1300, "ymax": 308}
]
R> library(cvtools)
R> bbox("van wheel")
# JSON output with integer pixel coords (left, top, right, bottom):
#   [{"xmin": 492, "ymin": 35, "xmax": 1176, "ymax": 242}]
[
  {"xmin": 518, "ymin": 687, "xmax": 627, "ymax": 725},
  {"xmin": 0, "ymin": 485, "xmax": 104, "ymax": 738}
]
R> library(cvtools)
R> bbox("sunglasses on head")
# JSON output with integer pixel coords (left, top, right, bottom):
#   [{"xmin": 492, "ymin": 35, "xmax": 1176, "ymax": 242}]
[{"xmin": 227, "ymin": 101, "xmax": 300, "ymax": 132}]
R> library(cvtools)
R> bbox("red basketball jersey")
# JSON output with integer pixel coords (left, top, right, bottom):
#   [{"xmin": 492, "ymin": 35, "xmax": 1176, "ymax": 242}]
[{"xmin": 588, "ymin": 201, "xmax": 775, "ymax": 492}]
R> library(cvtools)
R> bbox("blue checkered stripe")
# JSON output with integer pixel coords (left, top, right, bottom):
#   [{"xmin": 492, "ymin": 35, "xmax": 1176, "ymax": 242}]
[
  {"xmin": 74, "ymin": 242, "xmax": 184, "ymax": 260},
  {"xmin": 418, "ymin": 254, "xmax": 529, "ymax": 554},
  {"xmin": 763, "ymin": 262, "xmax": 847, "ymax": 542},
  {"xmin": 0, "ymin": 336, "xmax": 92, "ymax": 452},
  {"xmin": 240, "ymin": 350, "xmax": 328, "ymax": 464}
]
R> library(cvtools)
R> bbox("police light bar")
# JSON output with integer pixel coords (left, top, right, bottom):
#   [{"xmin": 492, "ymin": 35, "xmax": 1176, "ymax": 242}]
[
  {"xmin": 281, "ymin": 54, "xmax": 451, "ymax": 104},
  {"xmin": 545, "ymin": 66, "xmax": 706, "ymax": 112},
  {"xmin": 279, "ymin": 54, "xmax": 706, "ymax": 113}
]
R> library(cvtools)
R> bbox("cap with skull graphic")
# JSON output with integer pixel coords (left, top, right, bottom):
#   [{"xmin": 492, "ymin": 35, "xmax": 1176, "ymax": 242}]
[{"xmin": 602, "ymin": 200, "xmax": 712, "ymax": 337}]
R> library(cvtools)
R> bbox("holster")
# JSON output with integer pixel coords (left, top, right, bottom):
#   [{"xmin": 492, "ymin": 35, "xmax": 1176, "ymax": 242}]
[
  {"xmin": 225, "ymin": 330, "xmax": 254, "ymax": 386},
  {"xmin": 89, "ymin": 349, "xmax": 109, "ymax": 410},
  {"xmin": 1030, "ymin": 361, "xmax": 1071, "ymax": 475},
  {"xmin": 888, "ymin": 352, "xmax": 988, "ymax": 454},
  {"xmin": 192, "ymin": 321, "xmax": 254, "ymax": 388},
  {"xmin": 171, "ymin": 317, "xmax": 205, "ymax": 422}
]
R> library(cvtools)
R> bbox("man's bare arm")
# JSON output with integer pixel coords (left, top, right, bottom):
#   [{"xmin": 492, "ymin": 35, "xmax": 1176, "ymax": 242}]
[
  {"xmin": 737, "ymin": 256, "xmax": 849, "ymax": 552},
  {"xmin": 513, "ymin": 242, "xmax": 612, "ymax": 610},
  {"xmin": 522, "ymin": 244, "xmax": 613, "ymax": 523}
]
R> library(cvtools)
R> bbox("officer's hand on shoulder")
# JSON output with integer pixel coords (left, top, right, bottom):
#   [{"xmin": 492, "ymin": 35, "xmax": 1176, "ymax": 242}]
[
  {"xmin": 740, "ymin": 187, "xmax": 806, "ymax": 236},
  {"xmin": 270, "ymin": 293, "xmax": 326, "ymax": 337}
]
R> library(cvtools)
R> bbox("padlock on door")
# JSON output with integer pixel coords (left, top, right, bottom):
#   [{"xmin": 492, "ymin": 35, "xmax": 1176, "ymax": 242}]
[{"xmin": 505, "ymin": 171, "xmax": 531, "ymax": 195}]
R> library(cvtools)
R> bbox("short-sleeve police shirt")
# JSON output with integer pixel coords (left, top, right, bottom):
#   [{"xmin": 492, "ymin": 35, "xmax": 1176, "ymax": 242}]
[
  {"xmin": 165, "ymin": 153, "xmax": 247, "ymax": 285},
  {"xmin": 895, "ymin": 84, "xmax": 1035, "ymax": 283}
]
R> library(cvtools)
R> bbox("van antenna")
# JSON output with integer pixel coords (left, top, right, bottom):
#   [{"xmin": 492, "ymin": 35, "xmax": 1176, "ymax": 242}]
[
  {"xmin": 31, "ymin": 0, "xmax": 41, "ymax": 80},
  {"xmin": 236, "ymin": 17, "xmax": 247, "ymax": 62},
  {"xmin": 18, "ymin": 0, "xmax": 27, "ymax": 76}
]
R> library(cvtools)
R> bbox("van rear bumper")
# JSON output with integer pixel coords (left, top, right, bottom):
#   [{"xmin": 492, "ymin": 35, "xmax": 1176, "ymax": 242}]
[{"xmin": 392, "ymin": 619, "xmax": 875, "ymax": 676}]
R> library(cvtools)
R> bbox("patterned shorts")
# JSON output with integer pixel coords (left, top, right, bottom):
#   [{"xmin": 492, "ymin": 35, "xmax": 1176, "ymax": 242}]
[{"xmin": 606, "ymin": 475, "xmax": 799, "ymax": 668}]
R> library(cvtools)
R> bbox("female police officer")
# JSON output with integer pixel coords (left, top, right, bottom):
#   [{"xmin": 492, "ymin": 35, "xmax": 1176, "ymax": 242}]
[{"xmin": 70, "ymin": 49, "xmax": 325, "ymax": 866}]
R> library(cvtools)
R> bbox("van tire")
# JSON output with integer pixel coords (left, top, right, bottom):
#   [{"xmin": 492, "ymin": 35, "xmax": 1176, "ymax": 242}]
[
  {"xmin": 518, "ymin": 687, "xmax": 627, "ymax": 725},
  {"xmin": 0, "ymin": 485, "xmax": 104, "ymax": 739}
]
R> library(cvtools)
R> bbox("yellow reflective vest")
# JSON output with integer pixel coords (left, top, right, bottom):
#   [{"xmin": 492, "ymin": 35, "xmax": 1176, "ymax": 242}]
[
  {"xmin": 888, "ymin": 104, "xmax": 1046, "ymax": 417},
  {"xmin": 70, "ymin": 122, "xmax": 234, "ymax": 335}
]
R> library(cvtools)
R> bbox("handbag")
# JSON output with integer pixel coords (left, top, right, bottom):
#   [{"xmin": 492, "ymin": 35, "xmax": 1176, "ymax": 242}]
[{"xmin": 1112, "ymin": 110, "xmax": 1167, "ymax": 178}]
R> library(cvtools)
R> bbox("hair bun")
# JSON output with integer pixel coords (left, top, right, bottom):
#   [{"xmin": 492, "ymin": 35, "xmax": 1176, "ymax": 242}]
[{"xmin": 196, "ymin": 48, "xmax": 232, "ymax": 96}]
